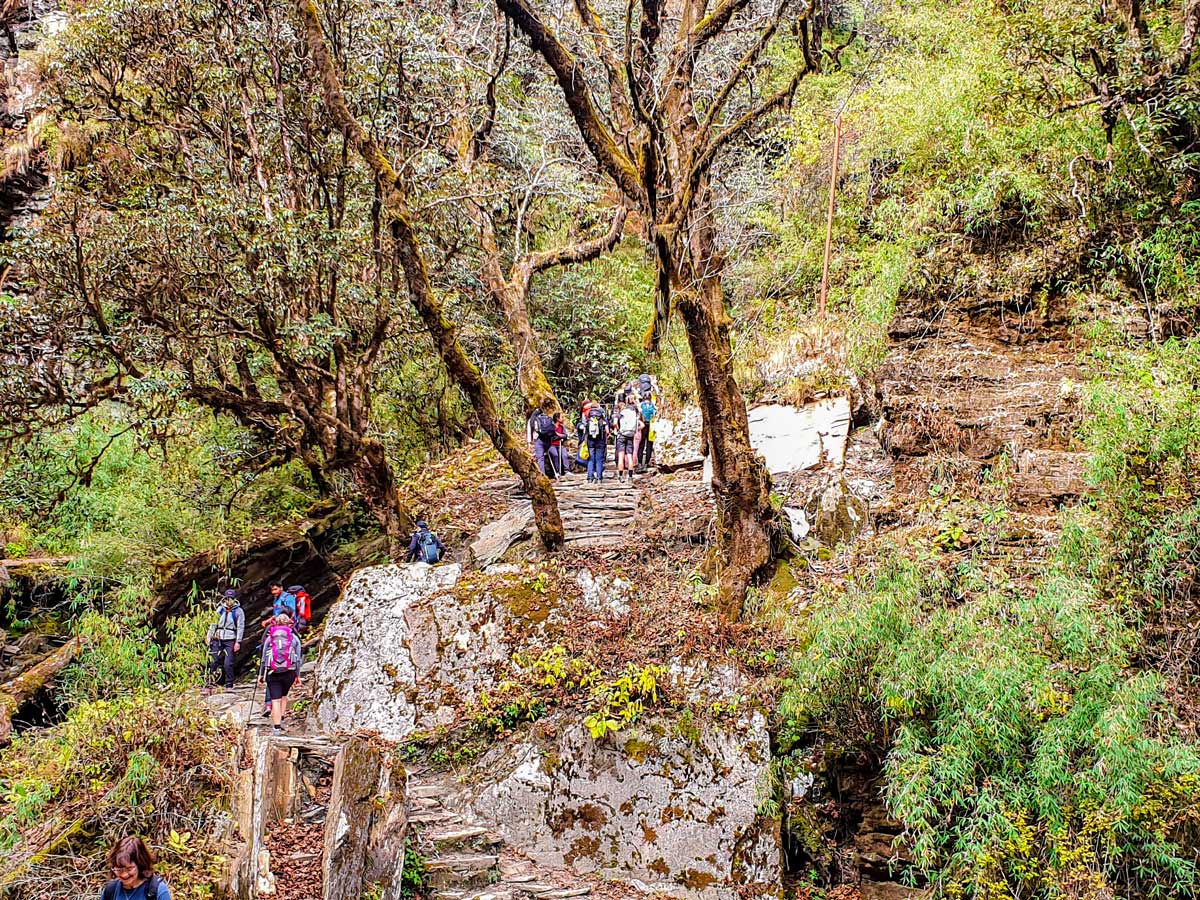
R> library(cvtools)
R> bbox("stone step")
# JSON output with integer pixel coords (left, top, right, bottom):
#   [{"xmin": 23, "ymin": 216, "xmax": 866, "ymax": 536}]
[
  {"xmin": 409, "ymin": 809, "xmax": 463, "ymax": 825},
  {"xmin": 424, "ymin": 825, "xmax": 503, "ymax": 854},
  {"xmin": 425, "ymin": 853, "xmax": 501, "ymax": 891},
  {"xmin": 541, "ymin": 890, "xmax": 591, "ymax": 899},
  {"xmin": 410, "ymin": 782, "xmax": 451, "ymax": 799}
]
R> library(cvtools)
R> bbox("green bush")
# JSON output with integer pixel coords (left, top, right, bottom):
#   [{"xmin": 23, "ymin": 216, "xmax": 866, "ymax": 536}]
[{"xmin": 780, "ymin": 555, "xmax": 1200, "ymax": 898}]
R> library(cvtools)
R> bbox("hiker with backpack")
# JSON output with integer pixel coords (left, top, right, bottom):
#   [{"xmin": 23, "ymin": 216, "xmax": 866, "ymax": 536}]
[
  {"xmin": 584, "ymin": 400, "xmax": 608, "ymax": 482},
  {"xmin": 616, "ymin": 398, "xmax": 640, "ymax": 481},
  {"xmin": 551, "ymin": 412, "xmax": 570, "ymax": 476},
  {"xmin": 288, "ymin": 584, "xmax": 312, "ymax": 632},
  {"xmin": 258, "ymin": 613, "xmax": 302, "ymax": 734},
  {"xmin": 203, "ymin": 589, "xmax": 244, "ymax": 695},
  {"xmin": 528, "ymin": 402, "xmax": 559, "ymax": 477},
  {"xmin": 405, "ymin": 520, "xmax": 446, "ymax": 564},
  {"xmin": 637, "ymin": 393, "xmax": 658, "ymax": 472},
  {"xmin": 101, "ymin": 836, "xmax": 171, "ymax": 900}
]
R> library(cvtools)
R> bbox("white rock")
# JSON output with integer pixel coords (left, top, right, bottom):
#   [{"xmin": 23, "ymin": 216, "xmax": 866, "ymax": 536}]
[
  {"xmin": 457, "ymin": 712, "xmax": 781, "ymax": 899},
  {"xmin": 702, "ymin": 398, "xmax": 851, "ymax": 483},
  {"xmin": 783, "ymin": 507, "xmax": 810, "ymax": 542}
]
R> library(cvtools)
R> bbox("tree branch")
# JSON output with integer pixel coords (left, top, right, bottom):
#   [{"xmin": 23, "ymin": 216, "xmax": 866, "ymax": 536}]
[{"xmin": 494, "ymin": 0, "xmax": 645, "ymax": 203}]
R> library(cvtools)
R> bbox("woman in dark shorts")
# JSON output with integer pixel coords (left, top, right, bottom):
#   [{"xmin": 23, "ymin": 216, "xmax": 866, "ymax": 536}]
[{"xmin": 257, "ymin": 613, "xmax": 302, "ymax": 734}]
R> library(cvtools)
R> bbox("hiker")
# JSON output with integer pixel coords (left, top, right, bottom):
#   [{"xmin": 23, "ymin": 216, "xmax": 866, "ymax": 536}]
[
  {"xmin": 272, "ymin": 584, "xmax": 298, "ymax": 619},
  {"xmin": 203, "ymin": 589, "xmax": 243, "ymax": 694},
  {"xmin": 288, "ymin": 584, "xmax": 312, "ymax": 632},
  {"xmin": 616, "ymin": 398, "xmax": 640, "ymax": 480},
  {"xmin": 528, "ymin": 401, "xmax": 558, "ymax": 476},
  {"xmin": 405, "ymin": 520, "xmax": 446, "ymax": 564},
  {"xmin": 258, "ymin": 613, "xmax": 302, "ymax": 734},
  {"xmin": 101, "ymin": 835, "xmax": 172, "ymax": 900},
  {"xmin": 584, "ymin": 400, "xmax": 608, "ymax": 482},
  {"xmin": 637, "ymin": 393, "xmax": 658, "ymax": 472},
  {"xmin": 550, "ymin": 412, "xmax": 569, "ymax": 476}
]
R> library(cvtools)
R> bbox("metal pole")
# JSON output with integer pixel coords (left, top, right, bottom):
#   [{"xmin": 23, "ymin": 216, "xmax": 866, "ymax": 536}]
[{"xmin": 818, "ymin": 114, "xmax": 842, "ymax": 316}]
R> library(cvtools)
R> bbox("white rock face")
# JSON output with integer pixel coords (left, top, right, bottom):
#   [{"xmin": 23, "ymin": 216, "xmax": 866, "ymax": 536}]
[
  {"xmin": 703, "ymin": 398, "xmax": 851, "ymax": 482},
  {"xmin": 457, "ymin": 712, "xmax": 781, "ymax": 899},
  {"xmin": 313, "ymin": 563, "xmax": 497, "ymax": 740}
]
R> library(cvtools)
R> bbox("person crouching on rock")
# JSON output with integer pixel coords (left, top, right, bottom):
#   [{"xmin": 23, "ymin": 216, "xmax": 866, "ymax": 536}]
[
  {"xmin": 101, "ymin": 835, "xmax": 171, "ymax": 900},
  {"xmin": 257, "ymin": 613, "xmax": 302, "ymax": 734},
  {"xmin": 405, "ymin": 520, "xmax": 446, "ymax": 564},
  {"xmin": 203, "ymin": 589, "xmax": 243, "ymax": 695}
]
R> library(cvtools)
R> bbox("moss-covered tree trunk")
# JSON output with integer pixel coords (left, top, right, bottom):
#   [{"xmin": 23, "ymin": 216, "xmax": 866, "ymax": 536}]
[{"xmin": 297, "ymin": 0, "xmax": 563, "ymax": 550}]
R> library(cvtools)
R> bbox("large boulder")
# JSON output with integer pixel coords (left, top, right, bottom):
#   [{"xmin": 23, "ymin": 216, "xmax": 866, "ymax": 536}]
[
  {"xmin": 456, "ymin": 712, "xmax": 781, "ymax": 899},
  {"xmin": 312, "ymin": 562, "xmax": 576, "ymax": 739},
  {"xmin": 313, "ymin": 563, "xmax": 502, "ymax": 739}
]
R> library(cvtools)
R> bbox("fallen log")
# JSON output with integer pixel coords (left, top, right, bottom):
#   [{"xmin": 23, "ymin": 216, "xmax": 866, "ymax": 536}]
[{"xmin": 0, "ymin": 636, "xmax": 82, "ymax": 746}]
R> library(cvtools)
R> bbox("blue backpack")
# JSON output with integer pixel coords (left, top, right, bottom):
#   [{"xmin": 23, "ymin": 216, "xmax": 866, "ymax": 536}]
[
  {"xmin": 418, "ymin": 530, "xmax": 442, "ymax": 564},
  {"xmin": 274, "ymin": 592, "xmax": 297, "ymax": 617}
]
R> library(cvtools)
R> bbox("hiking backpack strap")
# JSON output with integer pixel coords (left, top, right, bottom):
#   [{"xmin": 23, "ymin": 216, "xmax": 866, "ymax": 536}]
[{"xmin": 102, "ymin": 879, "xmax": 119, "ymax": 900}]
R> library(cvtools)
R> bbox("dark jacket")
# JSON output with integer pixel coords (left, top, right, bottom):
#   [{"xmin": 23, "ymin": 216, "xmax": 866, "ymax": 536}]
[{"xmin": 405, "ymin": 528, "xmax": 446, "ymax": 562}]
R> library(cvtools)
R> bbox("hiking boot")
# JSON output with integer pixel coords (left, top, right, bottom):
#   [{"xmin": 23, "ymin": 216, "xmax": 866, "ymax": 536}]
[
  {"xmin": 272, "ymin": 725, "xmax": 283, "ymax": 734},
  {"xmin": 201, "ymin": 686, "xmax": 214, "ymax": 696}
]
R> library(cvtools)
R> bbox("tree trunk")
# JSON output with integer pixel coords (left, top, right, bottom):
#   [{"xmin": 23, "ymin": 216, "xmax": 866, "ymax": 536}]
[
  {"xmin": 496, "ymin": 277, "xmax": 559, "ymax": 417},
  {"xmin": 0, "ymin": 637, "xmax": 82, "ymax": 746},
  {"xmin": 350, "ymin": 437, "xmax": 412, "ymax": 552},
  {"xmin": 295, "ymin": 0, "xmax": 564, "ymax": 550},
  {"xmin": 676, "ymin": 279, "xmax": 773, "ymax": 618},
  {"xmin": 390, "ymin": 218, "xmax": 565, "ymax": 550}
]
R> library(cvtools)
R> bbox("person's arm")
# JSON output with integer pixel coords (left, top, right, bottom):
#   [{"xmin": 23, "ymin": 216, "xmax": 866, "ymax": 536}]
[
  {"xmin": 436, "ymin": 535, "xmax": 446, "ymax": 552},
  {"xmin": 235, "ymin": 608, "xmax": 244, "ymax": 648},
  {"xmin": 205, "ymin": 621, "xmax": 214, "ymax": 645},
  {"xmin": 405, "ymin": 533, "xmax": 419, "ymax": 562}
]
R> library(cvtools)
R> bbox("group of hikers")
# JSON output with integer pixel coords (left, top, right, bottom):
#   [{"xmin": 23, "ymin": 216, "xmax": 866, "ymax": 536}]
[
  {"xmin": 196, "ymin": 377, "xmax": 662, "ymax": 729},
  {"xmin": 527, "ymin": 372, "xmax": 661, "ymax": 483},
  {"xmin": 202, "ymin": 581, "xmax": 312, "ymax": 734}
]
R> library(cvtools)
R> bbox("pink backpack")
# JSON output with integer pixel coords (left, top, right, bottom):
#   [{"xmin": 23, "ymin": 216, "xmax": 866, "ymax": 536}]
[{"xmin": 266, "ymin": 624, "xmax": 296, "ymax": 672}]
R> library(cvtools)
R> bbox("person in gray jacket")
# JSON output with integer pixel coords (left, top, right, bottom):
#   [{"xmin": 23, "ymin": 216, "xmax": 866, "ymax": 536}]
[{"xmin": 203, "ymin": 589, "xmax": 244, "ymax": 693}]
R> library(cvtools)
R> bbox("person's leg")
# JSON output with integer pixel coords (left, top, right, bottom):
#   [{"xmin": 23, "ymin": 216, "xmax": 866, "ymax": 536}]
[
  {"xmin": 632, "ymin": 427, "xmax": 642, "ymax": 467},
  {"xmin": 596, "ymin": 440, "xmax": 606, "ymax": 480},
  {"xmin": 222, "ymin": 639, "xmax": 235, "ymax": 689},
  {"xmin": 271, "ymin": 698, "xmax": 283, "ymax": 726},
  {"xmin": 533, "ymin": 437, "xmax": 547, "ymax": 474}
]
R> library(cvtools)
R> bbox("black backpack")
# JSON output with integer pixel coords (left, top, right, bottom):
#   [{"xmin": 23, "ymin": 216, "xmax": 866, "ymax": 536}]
[
  {"xmin": 103, "ymin": 876, "xmax": 159, "ymax": 900},
  {"xmin": 534, "ymin": 412, "xmax": 556, "ymax": 442},
  {"xmin": 587, "ymin": 408, "xmax": 605, "ymax": 439}
]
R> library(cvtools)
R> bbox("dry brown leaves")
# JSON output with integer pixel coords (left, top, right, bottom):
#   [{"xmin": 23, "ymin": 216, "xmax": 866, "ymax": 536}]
[
  {"xmin": 262, "ymin": 775, "xmax": 331, "ymax": 900},
  {"xmin": 405, "ymin": 440, "xmax": 515, "ymax": 545}
]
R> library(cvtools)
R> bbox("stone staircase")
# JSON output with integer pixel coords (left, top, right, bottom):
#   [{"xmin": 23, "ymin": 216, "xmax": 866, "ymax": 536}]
[
  {"xmin": 407, "ymin": 768, "xmax": 598, "ymax": 900},
  {"xmin": 553, "ymin": 474, "xmax": 639, "ymax": 550}
]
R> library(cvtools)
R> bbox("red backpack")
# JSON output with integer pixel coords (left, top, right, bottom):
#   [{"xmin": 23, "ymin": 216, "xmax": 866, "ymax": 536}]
[
  {"xmin": 295, "ymin": 590, "xmax": 312, "ymax": 623},
  {"xmin": 288, "ymin": 585, "xmax": 312, "ymax": 623}
]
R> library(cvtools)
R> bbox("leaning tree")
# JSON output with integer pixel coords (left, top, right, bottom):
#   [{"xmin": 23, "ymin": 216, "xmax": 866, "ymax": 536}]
[
  {"xmin": 493, "ymin": 0, "xmax": 824, "ymax": 614},
  {"xmin": 295, "ymin": 0, "xmax": 567, "ymax": 548}
]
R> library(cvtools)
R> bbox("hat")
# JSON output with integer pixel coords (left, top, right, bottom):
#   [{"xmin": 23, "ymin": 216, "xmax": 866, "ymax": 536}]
[
  {"xmin": 223, "ymin": 589, "xmax": 237, "ymax": 599},
  {"xmin": 287, "ymin": 585, "xmax": 304, "ymax": 593},
  {"xmin": 417, "ymin": 520, "xmax": 428, "ymax": 529}
]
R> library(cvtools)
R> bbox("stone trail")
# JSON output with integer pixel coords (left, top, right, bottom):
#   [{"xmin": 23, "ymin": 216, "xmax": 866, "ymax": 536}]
[
  {"xmin": 407, "ymin": 767, "xmax": 609, "ymax": 900},
  {"xmin": 471, "ymin": 473, "xmax": 642, "ymax": 566}
]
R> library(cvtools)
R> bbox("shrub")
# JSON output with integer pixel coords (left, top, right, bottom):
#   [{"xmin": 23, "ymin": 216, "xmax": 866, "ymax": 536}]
[{"xmin": 781, "ymin": 555, "xmax": 1200, "ymax": 897}]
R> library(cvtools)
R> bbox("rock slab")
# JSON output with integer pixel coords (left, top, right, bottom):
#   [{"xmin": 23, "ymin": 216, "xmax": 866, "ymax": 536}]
[
  {"xmin": 458, "ymin": 713, "xmax": 781, "ymax": 899},
  {"xmin": 313, "ymin": 563, "xmax": 491, "ymax": 740},
  {"xmin": 324, "ymin": 734, "xmax": 408, "ymax": 900}
]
